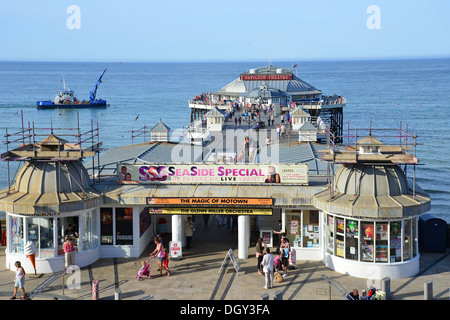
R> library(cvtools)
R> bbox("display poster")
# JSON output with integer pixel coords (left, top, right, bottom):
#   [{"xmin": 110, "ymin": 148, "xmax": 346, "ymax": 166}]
[
  {"xmin": 117, "ymin": 163, "xmax": 308, "ymax": 185},
  {"xmin": 260, "ymin": 229, "xmax": 273, "ymax": 247},
  {"xmin": 362, "ymin": 224, "xmax": 374, "ymax": 240},
  {"xmin": 346, "ymin": 220, "xmax": 358, "ymax": 237},
  {"xmin": 376, "ymin": 245, "xmax": 388, "ymax": 262},
  {"xmin": 376, "ymin": 224, "xmax": 388, "ymax": 240},
  {"xmin": 362, "ymin": 244, "xmax": 374, "ymax": 261},
  {"xmin": 328, "ymin": 215, "xmax": 334, "ymax": 233},
  {"xmin": 116, "ymin": 208, "xmax": 133, "ymax": 245},
  {"xmin": 336, "ymin": 239, "xmax": 345, "ymax": 257},
  {"xmin": 336, "ymin": 219, "xmax": 345, "ymax": 234},
  {"xmin": 288, "ymin": 220, "xmax": 299, "ymax": 235},
  {"xmin": 327, "ymin": 237, "xmax": 334, "ymax": 253},
  {"xmin": 100, "ymin": 207, "xmax": 113, "ymax": 245}
]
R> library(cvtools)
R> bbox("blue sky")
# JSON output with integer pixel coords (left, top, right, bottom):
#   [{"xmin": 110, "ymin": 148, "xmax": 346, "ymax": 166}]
[{"xmin": 1, "ymin": 0, "xmax": 449, "ymax": 62}]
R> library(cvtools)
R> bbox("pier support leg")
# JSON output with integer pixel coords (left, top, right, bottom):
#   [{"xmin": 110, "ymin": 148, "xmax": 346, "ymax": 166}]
[{"xmin": 238, "ymin": 215, "xmax": 249, "ymax": 259}]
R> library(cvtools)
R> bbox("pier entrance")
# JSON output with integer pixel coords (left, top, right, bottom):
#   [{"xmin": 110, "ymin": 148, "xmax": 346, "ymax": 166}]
[{"xmin": 147, "ymin": 197, "xmax": 275, "ymax": 258}]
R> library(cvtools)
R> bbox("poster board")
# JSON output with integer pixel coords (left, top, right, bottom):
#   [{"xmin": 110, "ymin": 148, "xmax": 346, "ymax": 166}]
[
  {"xmin": 260, "ymin": 229, "xmax": 273, "ymax": 247},
  {"xmin": 169, "ymin": 241, "xmax": 182, "ymax": 260}
]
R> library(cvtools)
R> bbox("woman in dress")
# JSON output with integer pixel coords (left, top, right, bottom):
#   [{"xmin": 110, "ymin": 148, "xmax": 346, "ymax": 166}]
[{"xmin": 150, "ymin": 237, "xmax": 170, "ymax": 277}]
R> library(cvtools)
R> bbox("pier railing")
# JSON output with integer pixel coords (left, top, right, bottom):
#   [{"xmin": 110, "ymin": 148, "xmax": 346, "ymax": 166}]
[{"xmin": 295, "ymin": 98, "xmax": 346, "ymax": 109}]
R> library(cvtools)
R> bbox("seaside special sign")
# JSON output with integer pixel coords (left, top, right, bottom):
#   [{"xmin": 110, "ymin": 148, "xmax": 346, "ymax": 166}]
[{"xmin": 117, "ymin": 163, "xmax": 308, "ymax": 185}]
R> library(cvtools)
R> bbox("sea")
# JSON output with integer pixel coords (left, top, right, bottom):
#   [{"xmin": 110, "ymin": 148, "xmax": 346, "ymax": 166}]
[{"xmin": 0, "ymin": 59, "xmax": 449, "ymax": 222}]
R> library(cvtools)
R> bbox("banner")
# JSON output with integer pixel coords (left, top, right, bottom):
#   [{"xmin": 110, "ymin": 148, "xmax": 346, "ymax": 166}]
[
  {"xmin": 117, "ymin": 163, "xmax": 308, "ymax": 185},
  {"xmin": 240, "ymin": 75, "xmax": 292, "ymax": 81},
  {"xmin": 148, "ymin": 207, "xmax": 273, "ymax": 216},
  {"xmin": 147, "ymin": 197, "xmax": 273, "ymax": 206}
]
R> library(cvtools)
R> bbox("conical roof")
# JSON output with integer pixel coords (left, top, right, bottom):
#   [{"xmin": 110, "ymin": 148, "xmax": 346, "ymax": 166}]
[
  {"xmin": 313, "ymin": 163, "xmax": 430, "ymax": 218},
  {"xmin": 150, "ymin": 119, "xmax": 171, "ymax": 133},
  {"xmin": 357, "ymin": 135, "xmax": 384, "ymax": 146},
  {"xmin": 0, "ymin": 160, "xmax": 101, "ymax": 215}
]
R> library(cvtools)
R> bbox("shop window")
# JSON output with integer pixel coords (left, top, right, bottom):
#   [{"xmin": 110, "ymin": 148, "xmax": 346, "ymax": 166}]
[
  {"xmin": 303, "ymin": 210, "xmax": 320, "ymax": 248},
  {"xmin": 10, "ymin": 216, "xmax": 24, "ymax": 255},
  {"xmin": 326, "ymin": 215, "xmax": 334, "ymax": 254},
  {"xmin": 375, "ymin": 222, "xmax": 388, "ymax": 262},
  {"xmin": 390, "ymin": 221, "xmax": 402, "ymax": 263},
  {"xmin": 83, "ymin": 210, "xmax": 98, "ymax": 251},
  {"xmin": 403, "ymin": 219, "xmax": 411, "ymax": 261},
  {"xmin": 361, "ymin": 221, "xmax": 374, "ymax": 262},
  {"xmin": 100, "ymin": 208, "xmax": 113, "ymax": 245},
  {"xmin": 58, "ymin": 217, "xmax": 79, "ymax": 256},
  {"xmin": 345, "ymin": 219, "xmax": 358, "ymax": 260},
  {"xmin": 335, "ymin": 217, "xmax": 345, "ymax": 257},
  {"xmin": 286, "ymin": 211, "xmax": 301, "ymax": 247},
  {"xmin": 116, "ymin": 208, "xmax": 133, "ymax": 245},
  {"xmin": 25, "ymin": 218, "xmax": 54, "ymax": 258}
]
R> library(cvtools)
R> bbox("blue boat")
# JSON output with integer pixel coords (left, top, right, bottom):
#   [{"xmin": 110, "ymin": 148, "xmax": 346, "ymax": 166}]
[{"xmin": 37, "ymin": 69, "xmax": 109, "ymax": 109}]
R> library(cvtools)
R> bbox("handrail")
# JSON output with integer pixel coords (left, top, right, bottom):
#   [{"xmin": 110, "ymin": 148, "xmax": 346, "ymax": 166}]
[
  {"xmin": 322, "ymin": 275, "xmax": 353, "ymax": 300},
  {"xmin": 28, "ymin": 269, "xmax": 66, "ymax": 300}
]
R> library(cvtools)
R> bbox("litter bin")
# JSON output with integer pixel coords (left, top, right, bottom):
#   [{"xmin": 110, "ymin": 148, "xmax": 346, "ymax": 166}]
[{"xmin": 419, "ymin": 214, "xmax": 447, "ymax": 253}]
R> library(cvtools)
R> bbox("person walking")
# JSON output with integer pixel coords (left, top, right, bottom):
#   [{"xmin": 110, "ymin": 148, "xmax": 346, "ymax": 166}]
[
  {"xmin": 11, "ymin": 261, "xmax": 26, "ymax": 300},
  {"xmin": 280, "ymin": 238, "xmax": 290, "ymax": 277},
  {"xmin": 63, "ymin": 235, "xmax": 76, "ymax": 269},
  {"xmin": 150, "ymin": 237, "xmax": 170, "ymax": 277},
  {"xmin": 185, "ymin": 216, "xmax": 194, "ymax": 249},
  {"xmin": 261, "ymin": 248, "xmax": 274, "ymax": 289},
  {"xmin": 256, "ymin": 238, "xmax": 265, "ymax": 275}
]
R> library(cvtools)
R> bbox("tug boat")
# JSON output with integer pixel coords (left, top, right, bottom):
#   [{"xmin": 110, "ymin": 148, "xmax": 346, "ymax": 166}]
[{"xmin": 37, "ymin": 69, "xmax": 109, "ymax": 109}]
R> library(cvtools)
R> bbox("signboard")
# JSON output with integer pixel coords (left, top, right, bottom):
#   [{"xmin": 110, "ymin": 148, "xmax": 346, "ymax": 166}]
[
  {"xmin": 218, "ymin": 249, "xmax": 240, "ymax": 274},
  {"xmin": 147, "ymin": 197, "xmax": 273, "ymax": 206},
  {"xmin": 240, "ymin": 75, "xmax": 292, "ymax": 81},
  {"xmin": 169, "ymin": 240, "xmax": 182, "ymax": 260},
  {"xmin": 117, "ymin": 163, "xmax": 308, "ymax": 185},
  {"xmin": 148, "ymin": 207, "xmax": 273, "ymax": 216},
  {"xmin": 260, "ymin": 229, "xmax": 273, "ymax": 247}
]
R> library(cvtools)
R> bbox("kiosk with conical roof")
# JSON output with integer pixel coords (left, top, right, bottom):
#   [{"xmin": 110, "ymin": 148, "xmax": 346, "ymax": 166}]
[
  {"xmin": 314, "ymin": 124, "xmax": 430, "ymax": 279},
  {"xmin": 0, "ymin": 116, "xmax": 102, "ymax": 273}
]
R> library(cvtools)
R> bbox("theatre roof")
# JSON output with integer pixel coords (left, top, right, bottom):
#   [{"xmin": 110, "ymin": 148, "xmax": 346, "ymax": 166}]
[{"xmin": 213, "ymin": 65, "xmax": 322, "ymax": 97}]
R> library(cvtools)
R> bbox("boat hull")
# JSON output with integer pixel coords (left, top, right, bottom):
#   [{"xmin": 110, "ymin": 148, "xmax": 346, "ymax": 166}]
[{"xmin": 37, "ymin": 100, "xmax": 109, "ymax": 109}]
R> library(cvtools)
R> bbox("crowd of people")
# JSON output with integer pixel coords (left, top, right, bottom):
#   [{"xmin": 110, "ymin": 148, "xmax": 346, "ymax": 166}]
[{"xmin": 347, "ymin": 287, "xmax": 378, "ymax": 300}]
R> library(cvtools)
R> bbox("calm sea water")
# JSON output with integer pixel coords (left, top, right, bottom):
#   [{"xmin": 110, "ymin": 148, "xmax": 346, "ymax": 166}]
[{"xmin": 0, "ymin": 59, "xmax": 449, "ymax": 222}]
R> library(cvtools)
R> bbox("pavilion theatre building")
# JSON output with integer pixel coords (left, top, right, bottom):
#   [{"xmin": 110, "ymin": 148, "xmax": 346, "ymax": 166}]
[{"xmin": 0, "ymin": 121, "xmax": 430, "ymax": 280}]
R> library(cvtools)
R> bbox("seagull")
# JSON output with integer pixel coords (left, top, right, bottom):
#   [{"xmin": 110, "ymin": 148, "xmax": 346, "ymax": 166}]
[{"xmin": 135, "ymin": 114, "xmax": 139, "ymax": 121}]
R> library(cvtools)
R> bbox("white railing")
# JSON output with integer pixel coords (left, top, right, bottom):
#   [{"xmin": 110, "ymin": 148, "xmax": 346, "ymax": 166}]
[{"xmin": 296, "ymin": 98, "xmax": 346, "ymax": 108}]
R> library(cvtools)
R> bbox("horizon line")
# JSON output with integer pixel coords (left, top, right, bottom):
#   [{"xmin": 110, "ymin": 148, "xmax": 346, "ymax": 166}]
[{"xmin": 1, "ymin": 55, "xmax": 450, "ymax": 64}]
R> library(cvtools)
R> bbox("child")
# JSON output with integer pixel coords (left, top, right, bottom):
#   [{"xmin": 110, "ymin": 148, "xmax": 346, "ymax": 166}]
[
  {"xmin": 11, "ymin": 261, "xmax": 26, "ymax": 300},
  {"xmin": 163, "ymin": 248, "xmax": 169, "ymax": 271},
  {"xmin": 136, "ymin": 260, "xmax": 150, "ymax": 281}
]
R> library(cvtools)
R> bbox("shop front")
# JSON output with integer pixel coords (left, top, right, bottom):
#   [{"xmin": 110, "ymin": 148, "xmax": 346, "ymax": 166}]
[
  {"xmin": 7, "ymin": 209, "xmax": 100, "ymax": 274},
  {"xmin": 283, "ymin": 208, "xmax": 323, "ymax": 261},
  {"xmin": 321, "ymin": 212, "xmax": 420, "ymax": 279}
]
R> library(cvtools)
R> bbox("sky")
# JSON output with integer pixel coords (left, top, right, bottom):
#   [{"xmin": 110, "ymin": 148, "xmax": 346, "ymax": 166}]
[{"xmin": 0, "ymin": 0, "xmax": 449, "ymax": 62}]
